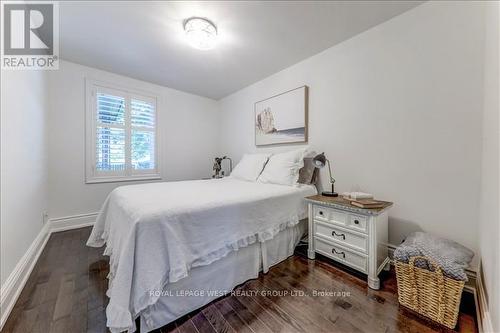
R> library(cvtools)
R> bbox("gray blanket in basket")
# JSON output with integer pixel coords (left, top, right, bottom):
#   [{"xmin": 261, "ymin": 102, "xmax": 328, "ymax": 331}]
[{"xmin": 393, "ymin": 232, "xmax": 474, "ymax": 281}]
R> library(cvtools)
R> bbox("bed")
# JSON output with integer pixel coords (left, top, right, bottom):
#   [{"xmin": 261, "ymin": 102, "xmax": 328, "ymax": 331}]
[{"xmin": 87, "ymin": 177, "xmax": 317, "ymax": 333}]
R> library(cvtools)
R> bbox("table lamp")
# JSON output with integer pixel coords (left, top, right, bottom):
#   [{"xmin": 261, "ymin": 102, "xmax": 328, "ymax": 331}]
[
  {"xmin": 221, "ymin": 156, "xmax": 232, "ymax": 176},
  {"xmin": 313, "ymin": 152, "xmax": 338, "ymax": 197}
]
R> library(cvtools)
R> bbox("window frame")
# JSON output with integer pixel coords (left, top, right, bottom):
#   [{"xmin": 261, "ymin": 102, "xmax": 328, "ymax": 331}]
[{"xmin": 85, "ymin": 78, "xmax": 161, "ymax": 184}]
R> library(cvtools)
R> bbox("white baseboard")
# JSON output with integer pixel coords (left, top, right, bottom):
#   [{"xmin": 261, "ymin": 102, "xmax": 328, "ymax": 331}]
[
  {"xmin": 0, "ymin": 223, "xmax": 50, "ymax": 330},
  {"xmin": 0, "ymin": 212, "xmax": 97, "ymax": 330},
  {"xmin": 476, "ymin": 263, "xmax": 494, "ymax": 333},
  {"xmin": 388, "ymin": 243, "xmax": 396, "ymax": 259},
  {"xmin": 49, "ymin": 212, "xmax": 98, "ymax": 233}
]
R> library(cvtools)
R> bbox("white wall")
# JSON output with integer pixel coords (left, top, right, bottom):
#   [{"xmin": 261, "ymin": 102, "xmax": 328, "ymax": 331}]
[
  {"xmin": 479, "ymin": 1, "xmax": 499, "ymax": 331},
  {"xmin": 1, "ymin": 70, "xmax": 50, "ymax": 284},
  {"xmin": 48, "ymin": 60, "xmax": 219, "ymax": 218},
  {"xmin": 218, "ymin": 1, "xmax": 485, "ymax": 267}
]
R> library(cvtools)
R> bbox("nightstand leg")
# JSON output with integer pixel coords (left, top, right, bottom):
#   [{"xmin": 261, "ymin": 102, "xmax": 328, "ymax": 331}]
[
  {"xmin": 307, "ymin": 203, "xmax": 315, "ymax": 259},
  {"xmin": 371, "ymin": 258, "xmax": 390, "ymax": 289},
  {"xmin": 368, "ymin": 256, "xmax": 381, "ymax": 289},
  {"xmin": 368, "ymin": 276, "xmax": 380, "ymax": 290}
]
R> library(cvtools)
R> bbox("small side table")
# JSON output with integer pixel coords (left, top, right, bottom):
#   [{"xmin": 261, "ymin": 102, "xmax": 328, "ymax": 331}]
[{"xmin": 305, "ymin": 195, "xmax": 393, "ymax": 290}]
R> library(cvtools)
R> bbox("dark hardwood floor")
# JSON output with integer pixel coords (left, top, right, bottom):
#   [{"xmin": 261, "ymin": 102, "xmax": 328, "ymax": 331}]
[{"xmin": 2, "ymin": 227, "xmax": 477, "ymax": 333}]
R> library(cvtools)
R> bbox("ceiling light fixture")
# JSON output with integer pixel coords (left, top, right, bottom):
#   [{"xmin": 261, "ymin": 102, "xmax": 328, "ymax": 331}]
[{"xmin": 183, "ymin": 17, "xmax": 217, "ymax": 50}]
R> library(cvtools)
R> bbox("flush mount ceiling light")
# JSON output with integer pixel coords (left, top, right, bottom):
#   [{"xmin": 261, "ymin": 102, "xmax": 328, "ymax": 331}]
[{"xmin": 183, "ymin": 17, "xmax": 217, "ymax": 50}]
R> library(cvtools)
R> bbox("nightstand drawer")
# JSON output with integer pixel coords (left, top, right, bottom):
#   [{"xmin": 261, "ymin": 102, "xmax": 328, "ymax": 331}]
[
  {"xmin": 313, "ymin": 205, "xmax": 347, "ymax": 226},
  {"xmin": 314, "ymin": 237, "xmax": 367, "ymax": 273},
  {"xmin": 347, "ymin": 214, "xmax": 368, "ymax": 233},
  {"xmin": 315, "ymin": 222, "xmax": 368, "ymax": 253}
]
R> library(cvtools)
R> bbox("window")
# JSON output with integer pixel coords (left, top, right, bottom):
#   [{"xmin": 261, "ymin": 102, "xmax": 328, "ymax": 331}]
[{"xmin": 85, "ymin": 79, "xmax": 160, "ymax": 183}]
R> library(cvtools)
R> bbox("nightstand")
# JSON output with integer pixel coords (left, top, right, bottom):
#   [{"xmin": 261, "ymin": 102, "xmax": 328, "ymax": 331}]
[{"xmin": 305, "ymin": 195, "xmax": 393, "ymax": 290}]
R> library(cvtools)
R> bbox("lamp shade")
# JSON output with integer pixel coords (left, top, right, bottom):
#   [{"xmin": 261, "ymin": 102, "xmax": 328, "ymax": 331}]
[{"xmin": 313, "ymin": 152, "xmax": 327, "ymax": 168}]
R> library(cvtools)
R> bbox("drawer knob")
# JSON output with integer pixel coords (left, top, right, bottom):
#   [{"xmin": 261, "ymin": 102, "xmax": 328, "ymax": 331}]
[
  {"xmin": 332, "ymin": 248, "xmax": 346, "ymax": 258},
  {"xmin": 319, "ymin": 211, "xmax": 324, "ymax": 216},
  {"xmin": 354, "ymin": 219, "xmax": 360, "ymax": 225},
  {"xmin": 332, "ymin": 231, "xmax": 346, "ymax": 240}
]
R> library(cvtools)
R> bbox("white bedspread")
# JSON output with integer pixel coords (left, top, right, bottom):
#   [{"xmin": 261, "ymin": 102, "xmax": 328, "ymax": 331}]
[{"xmin": 86, "ymin": 178, "xmax": 316, "ymax": 332}]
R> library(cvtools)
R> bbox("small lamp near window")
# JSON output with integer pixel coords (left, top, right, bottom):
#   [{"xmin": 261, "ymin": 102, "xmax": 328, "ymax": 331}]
[
  {"xmin": 213, "ymin": 156, "xmax": 233, "ymax": 178},
  {"xmin": 313, "ymin": 152, "xmax": 338, "ymax": 197},
  {"xmin": 221, "ymin": 156, "xmax": 232, "ymax": 177}
]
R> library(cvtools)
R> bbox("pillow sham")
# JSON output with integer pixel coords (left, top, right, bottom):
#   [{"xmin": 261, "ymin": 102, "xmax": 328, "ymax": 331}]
[
  {"xmin": 258, "ymin": 148, "xmax": 307, "ymax": 186},
  {"xmin": 298, "ymin": 157, "xmax": 318, "ymax": 185},
  {"xmin": 230, "ymin": 153, "xmax": 271, "ymax": 181}
]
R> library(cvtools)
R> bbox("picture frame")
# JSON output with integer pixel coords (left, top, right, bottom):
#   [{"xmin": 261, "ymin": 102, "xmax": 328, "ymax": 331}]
[{"xmin": 255, "ymin": 86, "xmax": 308, "ymax": 146}]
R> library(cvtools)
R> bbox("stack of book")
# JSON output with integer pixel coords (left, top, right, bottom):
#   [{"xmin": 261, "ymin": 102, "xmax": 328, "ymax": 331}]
[
  {"xmin": 342, "ymin": 191, "xmax": 373, "ymax": 200},
  {"xmin": 341, "ymin": 192, "xmax": 388, "ymax": 208},
  {"xmin": 348, "ymin": 199, "xmax": 387, "ymax": 209}
]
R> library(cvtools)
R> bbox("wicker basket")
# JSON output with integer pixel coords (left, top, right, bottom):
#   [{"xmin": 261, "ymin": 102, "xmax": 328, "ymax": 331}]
[{"xmin": 395, "ymin": 256, "xmax": 465, "ymax": 329}]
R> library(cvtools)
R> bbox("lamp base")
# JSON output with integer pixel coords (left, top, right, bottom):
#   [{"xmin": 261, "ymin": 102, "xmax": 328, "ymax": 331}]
[{"xmin": 321, "ymin": 191, "xmax": 338, "ymax": 197}]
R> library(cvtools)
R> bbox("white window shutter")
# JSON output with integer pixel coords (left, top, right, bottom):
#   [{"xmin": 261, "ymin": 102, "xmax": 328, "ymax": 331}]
[{"xmin": 85, "ymin": 79, "xmax": 160, "ymax": 183}]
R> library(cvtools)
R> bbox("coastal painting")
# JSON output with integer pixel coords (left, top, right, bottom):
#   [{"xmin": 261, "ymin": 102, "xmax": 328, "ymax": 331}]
[{"xmin": 255, "ymin": 86, "xmax": 308, "ymax": 146}]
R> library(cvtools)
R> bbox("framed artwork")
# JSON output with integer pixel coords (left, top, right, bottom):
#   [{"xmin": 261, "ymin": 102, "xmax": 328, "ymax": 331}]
[{"xmin": 255, "ymin": 86, "xmax": 308, "ymax": 146}]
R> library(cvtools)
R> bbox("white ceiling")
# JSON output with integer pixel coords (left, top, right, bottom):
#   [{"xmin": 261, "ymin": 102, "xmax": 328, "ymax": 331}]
[{"xmin": 60, "ymin": 1, "xmax": 422, "ymax": 99}]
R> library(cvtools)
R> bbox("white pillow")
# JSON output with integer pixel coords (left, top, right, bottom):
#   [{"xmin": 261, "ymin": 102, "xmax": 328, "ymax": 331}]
[
  {"xmin": 230, "ymin": 153, "xmax": 272, "ymax": 181},
  {"xmin": 258, "ymin": 148, "xmax": 307, "ymax": 186}
]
